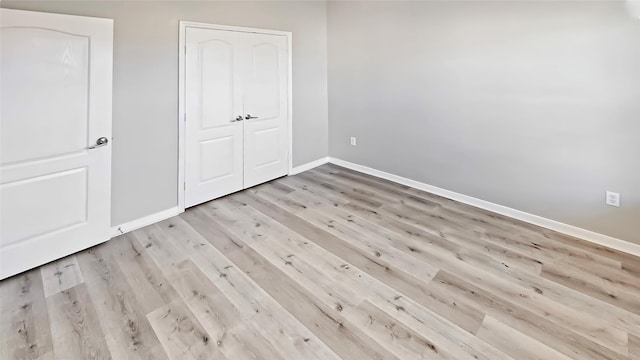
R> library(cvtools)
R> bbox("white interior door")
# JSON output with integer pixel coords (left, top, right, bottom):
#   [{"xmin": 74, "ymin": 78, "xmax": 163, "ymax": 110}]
[
  {"xmin": 184, "ymin": 26, "xmax": 289, "ymax": 207},
  {"xmin": 0, "ymin": 9, "xmax": 113, "ymax": 279},
  {"xmin": 185, "ymin": 28, "xmax": 244, "ymax": 207},
  {"xmin": 242, "ymin": 33, "xmax": 289, "ymax": 188}
]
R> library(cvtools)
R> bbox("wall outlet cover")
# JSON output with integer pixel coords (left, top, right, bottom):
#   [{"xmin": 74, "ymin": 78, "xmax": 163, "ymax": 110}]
[{"xmin": 606, "ymin": 191, "xmax": 620, "ymax": 207}]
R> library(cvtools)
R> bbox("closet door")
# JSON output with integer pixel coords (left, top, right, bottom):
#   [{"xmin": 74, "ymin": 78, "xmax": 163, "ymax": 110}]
[
  {"xmin": 184, "ymin": 26, "xmax": 289, "ymax": 208},
  {"xmin": 185, "ymin": 28, "xmax": 244, "ymax": 207},
  {"xmin": 241, "ymin": 33, "xmax": 289, "ymax": 188}
]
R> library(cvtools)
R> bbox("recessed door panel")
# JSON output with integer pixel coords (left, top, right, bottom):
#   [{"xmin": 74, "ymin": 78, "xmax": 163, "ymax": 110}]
[
  {"xmin": 245, "ymin": 43, "xmax": 280, "ymax": 120},
  {"xmin": 1, "ymin": 168, "xmax": 88, "ymax": 247},
  {"xmin": 200, "ymin": 136, "xmax": 235, "ymax": 181},
  {"xmin": 200, "ymin": 40, "xmax": 234, "ymax": 129},
  {"xmin": 1, "ymin": 28, "xmax": 89, "ymax": 164},
  {"xmin": 252, "ymin": 128, "xmax": 280, "ymax": 167},
  {"xmin": 0, "ymin": 9, "xmax": 113, "ymax": 279}
]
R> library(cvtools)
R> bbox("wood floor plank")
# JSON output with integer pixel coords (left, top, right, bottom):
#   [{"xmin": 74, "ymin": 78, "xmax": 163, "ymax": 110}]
[
  {"xmin": 347, "ymin": 300, "xmax": 458, "ymax": 360},
  {"xmin": 281, "ymin": 176, "xmax": 544, "ymax": 278},
  {"xmin": 220, "ymin": 236, "xmax": 400, "ymax": 360},
  {"xmin": 630, "ymin": 334, "xmax": 640, "ymax": 360},
  {"xmin": 184, "ymin": 200, "xmax": 392, "ymax": 359},
  {"xmin": 304, "ymin": 168, "xmax": 405, "ymax": 207},
  {"xmin": 342, "ymin": 201, "xmax": 545, "ymax": 275},
  {"xmin": 232, "ymin": 191, "xmax": 458, "ymax": 316},
  {"xmin": 76, "ymin": 246, "xmax": 169, "ymax": 360},
  {"xmin": 40, "ymin": 256, "xmax": 84, "ymax": 298},
  {"xmin": 430, "ymin": 270, "xmax": 629, "ymax": 360},
  {"xmin": 228, "ymin": 323, "xmax": 288, "ymax": 360},
  {"xmin": 0, "ymin": 269, "xmax": 54, "ymax": 360},
  {"xmin": 302, "ymin": 196, "xmax": 631, "ymax": 353},
  {"xmin": 322, "ymin": 164, "xmax": 624, "ymax": 273},
  {"xmin": 246, "ymin": 182, "xmax": 312, "ymax": 214},
  {"xmin": 541, "ymin": 260, "xmax": 640, "ymax": 315},
  {"xmin": 238, "ymin": 190, "xmax": 627, "ymax": 351},
  {"xmin": 282, "ymin": 186, "xmax": 631, "ymax": 355},
  {"xmin": 311, "ymin": 166, "xmax": 438, "ymax": 210},
  {"xmin": 108, "ymin": 234, "xmax": 179, "ymax": 315},
  {"xmin": 276, "ymin": 175, "xmax": 351, "ymax": 206},
  {"xmin": 476, "ymin": 316, "xmax": 574, "ymax": 360},
  {"xmin": 46, "ymin": 283, "xmax": 111, "ymax": 359},
  {"xmin": 2, "ymin": 164, "xmax": 638, "ymax": 360},
  {"xmin": 296, "ymin": 171, "xmax": 385, "ymax": 209},
  {"xmin": 321, "ymin": 163, "xmax": 624, "ymax": 273},
  {"xmin": 219, "ymin": 195, "xmax": 510, "ymax": 360},
  {"xmin": 155, "ymin": 216, "xmax": 343, "ymax": 360},
  {"xmin": 296, "ymin": 207, "xmax": 439, "ymax": 284},
  {"xmin": 129, "ymin": 224, "xmax": 189, "ymax": 274},
  {"xmin": 181, "ymin": 207, "xmax": 390, "ymax": 359},
  {"xmin": 216, "ymin": 195, "xmax": 507, "ymax": 358},
  {"xmin": 147, "ymin": 297, "xmax": 217, "ymax": 360},
  {"xmin": 168, "ymin": 260, "xmax": 286, "ymax": 360},
  {"xmin": 218, "ymin": 205, "xmax": 364, "ymax": 310}
]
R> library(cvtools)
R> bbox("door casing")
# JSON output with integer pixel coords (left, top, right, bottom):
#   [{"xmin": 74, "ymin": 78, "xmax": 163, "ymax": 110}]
[{"xmin": 178, "ymin": 21, "xmax": 293, "ymax": 212}]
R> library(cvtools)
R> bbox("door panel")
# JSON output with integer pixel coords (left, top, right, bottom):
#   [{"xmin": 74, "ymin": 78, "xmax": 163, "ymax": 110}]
[
  {"xmin": 185, "ymin": 28, "xmax": 243, "ymax": 207},
  {"xmin": 200, "ymin": 136, "xmax": 236, "ymax": 181},
  {"xmin": 0, "ymin": 9, "xmax": 113, "ymax": 279},
  {"xmin": 1, "ymin": 28, "xmax": 89, "ymax": 164},
  {"xmin": 1, "ymin": 168, "xmax": 88, "ymax": 247},
  {"xmin": 200, "ymin": 40, "xmax": 234, "ymax": 129},
  {"xmin": 245, "ymin": 43, "xmax": 280, "ymax": 120},
  {"xmin": 252, "ymin": 128, "xmax": 280, "ymax": 167},
  {"xmin": 243, "ymin": 33, "xmax": 288, "ymax": 188}
]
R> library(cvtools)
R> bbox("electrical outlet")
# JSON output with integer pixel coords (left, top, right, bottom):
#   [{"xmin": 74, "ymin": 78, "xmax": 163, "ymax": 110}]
[
  {"xmin": 606, "ymin": 191, "xmax": 620, "ymax": 207},
  {"xmin": 350, "ymin": 137, "xmax": 357, "ymax": 146}
]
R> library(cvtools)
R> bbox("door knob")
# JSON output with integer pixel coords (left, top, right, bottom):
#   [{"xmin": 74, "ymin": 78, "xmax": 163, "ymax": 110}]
[
  {"xmin": 245, "ymin": 114, "xmax": 258, "ymax": 120},
  {"xmin": 88, "ymin": 137, "xmax": 109, "ymax": 149},
  {"xmin": 231, "ymin": 115, "xmax": 244, "ymax": 122}
]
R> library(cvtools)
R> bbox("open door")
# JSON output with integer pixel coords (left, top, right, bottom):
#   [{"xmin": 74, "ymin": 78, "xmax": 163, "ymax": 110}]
[{"xmin": 0, "ymin": 9, "xmax": 113, "ymax": 279}]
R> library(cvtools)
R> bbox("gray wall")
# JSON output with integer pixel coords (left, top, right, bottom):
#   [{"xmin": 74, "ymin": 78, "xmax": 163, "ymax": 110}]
[
  {"xmin": 4, "ymin": 1, "xmax": 638, "ymax": 246},
  {"xmin": 2, "ymin": 0, "xmax": 329, "ymax": 226},
  {"xmin": 328, "ymin": 1, "xmax": 640, "ymax": 244}
]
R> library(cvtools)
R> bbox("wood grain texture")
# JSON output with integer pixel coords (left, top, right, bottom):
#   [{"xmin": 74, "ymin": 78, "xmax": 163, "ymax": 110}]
[
  {"xmin": 146, "ymin": 298, "xmax": 214, "ymax": 360},
  {"xmin": 1, "ymin": 269, "xmax": 54, "ymax": 360},
  {"xmin": 1, "ymin": 164, "xmax": 639, "ymax": 359},
  {"xmin": 40, "ymin": 256, "xmax": 84, "ymax": 298},
  {"xmin": 46, "ymin": 284, "xmax": 111, "ymax": 359}
]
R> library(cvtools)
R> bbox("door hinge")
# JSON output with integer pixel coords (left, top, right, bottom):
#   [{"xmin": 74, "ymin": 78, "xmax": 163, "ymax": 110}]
[
  {"xmin": 184, "ymin": 113, "xmax": 187, "ymax": 122},
  {"xmin": 184, "ymin": 182, "xmax": 186, "ymax": 190}
]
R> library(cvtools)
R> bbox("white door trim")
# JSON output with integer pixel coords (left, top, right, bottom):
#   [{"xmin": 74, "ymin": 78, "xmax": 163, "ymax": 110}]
[{"xmin": 178, "ymin": 21, "xmax": 292, "ymax": 213}]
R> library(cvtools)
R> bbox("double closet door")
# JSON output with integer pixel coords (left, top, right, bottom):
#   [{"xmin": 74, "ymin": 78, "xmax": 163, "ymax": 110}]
[{"xmin": 185, "ymin": 27, "xmax": 289, "ymax": 208}]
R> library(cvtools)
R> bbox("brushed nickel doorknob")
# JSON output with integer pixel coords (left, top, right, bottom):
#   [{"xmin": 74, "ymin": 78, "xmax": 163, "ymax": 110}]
[{"xmin": 88, "ymin": 137, "xmax": 109, "ymax": 149}]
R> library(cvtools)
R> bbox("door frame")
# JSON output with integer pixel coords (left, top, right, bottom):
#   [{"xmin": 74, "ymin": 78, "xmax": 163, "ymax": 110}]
[{"xmin": 177, "ymin": 21, "xmax": 293, "ymax": 213}]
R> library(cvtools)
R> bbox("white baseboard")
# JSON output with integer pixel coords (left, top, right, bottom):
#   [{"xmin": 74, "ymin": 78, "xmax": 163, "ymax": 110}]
[
  {"xmin": 289, "ymin": 156, "xmax": 330, "ymax": 175},
  {"xmin": 328, "ymin": 157, "xmax": 640, "ymax": 257},
  {"xmin": 110, "ymin": 206, "xmax": 181, "ymax": 238}
]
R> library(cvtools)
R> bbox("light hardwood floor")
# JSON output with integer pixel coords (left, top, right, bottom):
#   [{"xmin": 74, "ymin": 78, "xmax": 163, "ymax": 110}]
[{"xmin": 2, "ymin": 164, "xmax": 639, "ymax": 360}]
